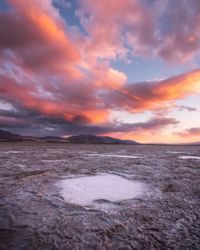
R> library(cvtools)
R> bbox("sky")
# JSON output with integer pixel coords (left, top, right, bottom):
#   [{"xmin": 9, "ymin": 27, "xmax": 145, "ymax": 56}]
[{"xmin": 0, "ymin": 0, "xmax": 200, "ymax": 143}]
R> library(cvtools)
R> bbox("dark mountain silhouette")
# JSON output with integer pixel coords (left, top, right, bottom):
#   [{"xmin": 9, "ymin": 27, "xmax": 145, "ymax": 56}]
[
  {"xmin": 0, "ymin": 129, "xmax": 139, "ymax": 144},
  {"xmin": 0, "ymin": 129, "xmax": 23, "ymax": 141},
  {"xmin": 67, "ymin": 134, "xmax": 139, "ymax": 144}
]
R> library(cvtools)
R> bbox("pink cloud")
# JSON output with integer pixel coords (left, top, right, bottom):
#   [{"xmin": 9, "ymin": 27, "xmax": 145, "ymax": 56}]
[
  {"xmin": 101, "ymin": 69, "xmax": 200, "ymax": 112},
  {"xmin": 77, "ymin": 0, "xmax": 155, "ymax": 61},
  {"xmin": 78, "ymin": 0, "xmax": 200, "ymax": 64},
  {"xmin": 1, "ymin": 0, "xmax": 81, "ymax": 77},
  {"xmin": 179, "ymin": 127, "xmax": 200, "ymax": 137},
  {"xmin": 0, "ymin": 0, "xmax": 200, "ymax": 138}
]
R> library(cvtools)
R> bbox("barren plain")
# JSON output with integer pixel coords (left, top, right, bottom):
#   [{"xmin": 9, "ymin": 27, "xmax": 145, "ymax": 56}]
[{"xmin": 0, "ymin": 143, "xmax": 200, "ymax": 249}]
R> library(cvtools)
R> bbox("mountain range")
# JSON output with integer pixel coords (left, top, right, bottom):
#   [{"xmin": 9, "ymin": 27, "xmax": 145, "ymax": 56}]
[{"xmin": 0, "ymin": 129, "xmax": 139, "ymax": 145}]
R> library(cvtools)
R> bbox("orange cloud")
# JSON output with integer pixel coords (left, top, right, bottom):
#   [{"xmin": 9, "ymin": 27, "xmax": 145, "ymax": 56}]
[
  {"xmin": 1, "ymin": 0, "xmax": 200, "ymax": 140},
  {"xmin": 3, "ymin": 0, "xmax": 80, "ymax": 77},
  {"xmin": 108, "ymin": 69, "xmax": 200, "ymax": 112},
  {"xmin": 82, "ymin": 110, "xmax": 109, "ymax": 124}
]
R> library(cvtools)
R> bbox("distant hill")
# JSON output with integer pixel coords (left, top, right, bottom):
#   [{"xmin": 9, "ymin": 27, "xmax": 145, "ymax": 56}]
[
  {"xmin": 0, "ymin": 129, "xmax": 23, "ymax": 141},
  {"xmin": 0, "ymin": 129, "xmax": 139, "ymax": 144},
  {"xmin": 67, "ymin": 134, "xmax": 139, "ymax": 145}
]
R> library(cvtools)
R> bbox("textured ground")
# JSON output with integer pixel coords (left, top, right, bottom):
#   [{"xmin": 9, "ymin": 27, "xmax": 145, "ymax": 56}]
[{"xmin": 0, "ymin": 143, "xmax": 200, "ymax": 250}]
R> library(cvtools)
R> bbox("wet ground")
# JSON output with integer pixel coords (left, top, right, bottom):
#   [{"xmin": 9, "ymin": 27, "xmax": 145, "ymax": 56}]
[{"xmin": 0, "ymin": 142, "xmax": 200, "ymax": 250}]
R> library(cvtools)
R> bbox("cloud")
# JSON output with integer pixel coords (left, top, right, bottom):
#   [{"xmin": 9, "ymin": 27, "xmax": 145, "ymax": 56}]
[
  {"xmin": 0, "ymin": 102, "xmax": 179, "ymax": 136},
  {"xmin": 1, "ymin": 65, "xmax": 199, "ymax": 135},
  {"xmin": 0, "ymin": 0, "xmax": 80, "ymax": 75},
  {"xmin": 77, "ymin": 0, "xmax": 155, "ymax": 61},
  {"xmin": 101, "ymin": 69, "xmax": 200, "ymax": 112},
  {"xmin": 0, "ymin": 0, "xmax": 200, "ymax": 139},
  {"xmin": 78, "ymin": 0, "xmax": 200, "ymax": 64},
  {"xmin": 102, "ymin": 116, "xmax": 179, "ymax": 135},
  {"xmin": 176, "ymin": 105, "xmax": 197, "ymax": 112},
  {"xmin": 179, "ymin": 127, "xmax": 200, "ymax": 137},
  {"xmin": 120, "ymin": 116, "xmax": 179, "ymax": 132},
  {"xmin": 155, "ymin": 0, "xmax": 200, "ymax": 63}
]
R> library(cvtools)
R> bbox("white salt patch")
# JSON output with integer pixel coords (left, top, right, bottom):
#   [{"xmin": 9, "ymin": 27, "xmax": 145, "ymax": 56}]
[
  {"xmin": 167, "ymin": 151, "xmax": 185, "ymax": 154},
  {"xmin": 3, "ymin": 151, "xmax": 25, "ymax": 154},
  {"xmin": 57, "ymin": 174, "xmax": 146, "ymax": 207},
  {"xmin": 86, "ymin": 154, "xmax": 138, "ymax": 159},
  {"xmin": 46, "ymin": 149, "xmax": 66, "ymax": 153},
  {"xmin": 41, "ymin": 160, "xmax": 68, "ymax": 163},
  {"xmin": 179, "ymin": 155, "xmax": 200, "ymax": 160}
]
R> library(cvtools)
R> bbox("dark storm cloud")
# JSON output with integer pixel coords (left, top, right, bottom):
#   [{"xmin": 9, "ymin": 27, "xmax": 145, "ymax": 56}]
[{"xmin": 0, "ymin": 100, "xmax": 179, "ymax": 136}]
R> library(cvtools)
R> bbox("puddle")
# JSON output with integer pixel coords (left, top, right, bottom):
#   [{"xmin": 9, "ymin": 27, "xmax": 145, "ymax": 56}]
[
  {"xmin": 57, "ymin": 174, "xmax": 146, "ymax": 208},
  {"xmin": 179, "ymin": 156, "xmax": 200, "ymax": 160},
  {"xmin": 86, "ymin": 154, "xmax": 139, "ymax": 159}
]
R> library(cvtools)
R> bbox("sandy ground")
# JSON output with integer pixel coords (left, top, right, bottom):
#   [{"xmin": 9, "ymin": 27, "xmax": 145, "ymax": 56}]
[{"xmin": 0, "ymin": 142, "xmax": 200, "ymax": 249}]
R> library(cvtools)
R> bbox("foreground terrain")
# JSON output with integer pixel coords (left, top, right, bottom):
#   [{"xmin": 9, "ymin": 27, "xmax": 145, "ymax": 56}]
[{"xmin": 0, "ymin": 143, "xmax": 200, "ymax": 249}]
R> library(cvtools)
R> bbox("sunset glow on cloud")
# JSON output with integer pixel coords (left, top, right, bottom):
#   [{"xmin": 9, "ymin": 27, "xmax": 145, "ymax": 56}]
[{"xmin": 0, "ymin": 0, "xmax": 200, "ymax": 143}]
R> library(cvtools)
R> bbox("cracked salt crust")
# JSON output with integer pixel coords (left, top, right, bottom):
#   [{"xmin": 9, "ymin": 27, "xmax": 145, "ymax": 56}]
[{"xmin": 57, "ymin": 174, "xmax": 147, "ymax": 208}]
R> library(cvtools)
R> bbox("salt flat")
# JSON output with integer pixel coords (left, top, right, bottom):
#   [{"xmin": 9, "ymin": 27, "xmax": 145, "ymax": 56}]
[
  {"xmin": 57, "ymin": 174, "xmax": 146, "ymax": 207},
  {"xmin": 1, "ymin": 142, "xmax": 200, "ymax": 250}
]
